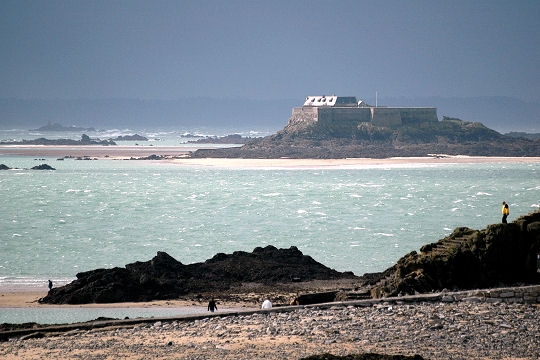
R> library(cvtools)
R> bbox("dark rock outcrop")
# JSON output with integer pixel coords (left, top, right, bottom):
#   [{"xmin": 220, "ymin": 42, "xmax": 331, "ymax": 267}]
[
  {"xmin": 1, "ymin": 134, "xmax": 115, "ymax": 146},
  {"xmin": 370, "ymin": 210, "xmax": 540, "ymax": 297},
  {"xmin": 31, "ymin": 164, "xmax": 55, "ymax": 170},
  {"xmin": 113, "ymin": 134, "xmax": 148, "ymax": 141},
  {"xmin": 40, "ymin": 245, "xmax": 357, "ymax": 304},
  {"xmin": 0, "ymin": 164, "xmax": 10, "ymax": 170},
  {"xmin": 292, "ymin": 291, "xmax": 339, "ymax": 306}
]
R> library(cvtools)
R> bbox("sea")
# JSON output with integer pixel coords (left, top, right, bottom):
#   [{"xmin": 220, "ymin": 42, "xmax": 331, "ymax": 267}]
[{"xmin": 1, "ymin": 126, "xmax": 539, "ymax": 324}]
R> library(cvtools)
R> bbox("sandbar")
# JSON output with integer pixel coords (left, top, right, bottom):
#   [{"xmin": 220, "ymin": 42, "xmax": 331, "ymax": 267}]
[
  {"xmin": 1, "ymin": 145, "xmax": 540, "ymax": 168},
  {"xmin": 167, "ymin": 156, "xmax": 540, "ymax": 168}
]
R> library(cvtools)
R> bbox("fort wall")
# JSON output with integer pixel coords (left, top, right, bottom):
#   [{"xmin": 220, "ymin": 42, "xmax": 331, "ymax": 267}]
[
  {"xmin": 399, "ymin": 107, "xmax": 438, "ymax": 124},
  {"xmin": 318, "ymin": 107, "xmax": 372, "ymax": 123},
  {"xmin": 289, "ymin": 96, "xmax": 438, "ymax": 134},
  {"xmin": 370, "ymin": 108, "xmax": 402, "ymax": 127},
  {"xmin": 291, "ymin": 105, "xmax": 437, "ymax": 130}
]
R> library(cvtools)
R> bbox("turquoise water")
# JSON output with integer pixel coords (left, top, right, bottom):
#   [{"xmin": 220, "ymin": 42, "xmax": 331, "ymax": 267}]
[
  {"xmin": 0, "ymin": 306, "xmax": 214, "ymax": 325},
  {"xmin": 2, "ymin": 155, "xmax": 539, "ymax": 289},
  {"xmin": 1, "ymin": 135, "xmax": 539, "ymax": 324}
]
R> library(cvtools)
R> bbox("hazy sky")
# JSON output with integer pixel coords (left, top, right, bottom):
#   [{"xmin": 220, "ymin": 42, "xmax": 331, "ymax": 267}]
[{"xmin": 2, "ymin": 0, "xmax": 539, "ymax": 102}]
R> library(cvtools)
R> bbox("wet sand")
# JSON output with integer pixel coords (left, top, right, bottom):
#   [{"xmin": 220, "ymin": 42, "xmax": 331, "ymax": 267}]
[{"xmin": 0, "ymin": 290, "xmax": 229, "ymax": 309}]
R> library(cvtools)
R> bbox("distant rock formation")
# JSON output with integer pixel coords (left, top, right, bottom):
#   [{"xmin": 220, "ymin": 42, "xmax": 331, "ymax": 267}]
[
  {"xmin": 113, "ymin": 134, "xmax": 148, "ymax": 141},
  {"xmin": 0, "ymin": 134, "xmax": 116, "ymax": 146},
  {"xmin": 0, "ymin": 164, "xmax": 10, "ymax": 170},
  {"xmin": 40, "ymin": 245, "xmax": 356, "ymax": 304},
  {"xmin": 31, "ymin": 122, "xmax": 96, "ymax": 132},
  {"xmin": 370, "ymin": 210, "xmax": 540, "ymax": 297},
  {"xmin": 31, "ymin": 164, "xmax": 55, "ymax": 170}
]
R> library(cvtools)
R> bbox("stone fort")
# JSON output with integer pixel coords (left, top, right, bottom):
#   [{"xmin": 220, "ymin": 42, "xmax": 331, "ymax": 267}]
[{"xmin": 291, "ymin": 95, "xmax": 438, "ymax": 128}]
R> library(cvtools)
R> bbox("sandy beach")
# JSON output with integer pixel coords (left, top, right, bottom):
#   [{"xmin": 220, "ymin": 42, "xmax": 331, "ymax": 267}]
[{"xmin": 0, "ymin": 289, "xmax": 47, "ymax": 308}]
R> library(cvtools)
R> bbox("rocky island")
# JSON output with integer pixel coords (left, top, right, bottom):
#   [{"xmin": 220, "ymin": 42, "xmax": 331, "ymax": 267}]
[{"xmin": 191, "ymin": 96, "xmax": 540, "ymax": 159}]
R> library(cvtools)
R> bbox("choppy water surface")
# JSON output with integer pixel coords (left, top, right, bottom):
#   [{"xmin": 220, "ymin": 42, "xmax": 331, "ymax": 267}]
[{"xmin": 2, "ymin": 157, "xmax": 539, "ymax": 287}]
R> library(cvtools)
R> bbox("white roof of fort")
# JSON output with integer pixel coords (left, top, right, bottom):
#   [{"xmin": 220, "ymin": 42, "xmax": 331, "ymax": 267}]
[{"xmin": 303, "ymin": 96, "xmax": 358, "ymax": 107}]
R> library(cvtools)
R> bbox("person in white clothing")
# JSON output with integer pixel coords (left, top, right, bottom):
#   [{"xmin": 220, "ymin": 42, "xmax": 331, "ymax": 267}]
[{"xmin": 261, "ymin": 299, "xmax": 272, "ymax": 309}]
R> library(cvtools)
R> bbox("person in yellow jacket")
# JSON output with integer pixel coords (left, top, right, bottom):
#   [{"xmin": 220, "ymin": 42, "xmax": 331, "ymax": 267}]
[{"xmin": 501, "ymin": 201, "xmax": 509, "ymax": 223}]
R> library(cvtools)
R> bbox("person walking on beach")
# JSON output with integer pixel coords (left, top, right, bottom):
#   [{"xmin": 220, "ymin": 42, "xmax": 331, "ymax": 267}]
[
  {"xmin": 501, "ymin": 201, "xmax": 510, "ymax": 223},
  {"xmin": 48, "ymin": 279, "xmax": 53, "ymax": 291},
  {"xmin": 208, "ymin": 298, "xmax": 217, "ymax": 312}
]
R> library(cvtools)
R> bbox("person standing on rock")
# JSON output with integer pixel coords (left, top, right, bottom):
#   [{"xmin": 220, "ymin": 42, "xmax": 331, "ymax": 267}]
[
  {"xmin": 208, "ymin": 298, "xmax": 217, "ymax": 312},
  {"xmin": 501, "ymin": 201, "xmax": 510, "ymax": 223},
  {"xmin": 48, "ymin": 280, "xmax": 53, "ymax": 291}
]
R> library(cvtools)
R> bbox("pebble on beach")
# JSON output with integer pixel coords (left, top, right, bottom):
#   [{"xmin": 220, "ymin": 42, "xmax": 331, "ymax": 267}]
[{"xmin": 1, "ymin": 301, "xmax": 538, "ymax": 360}]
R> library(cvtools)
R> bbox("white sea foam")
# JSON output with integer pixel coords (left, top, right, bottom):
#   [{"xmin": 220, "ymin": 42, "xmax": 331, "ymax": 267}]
[
  {"xmin": 262, "ymin": 192, "xmax": 281, "ymax": 197},
  {"xmin": 0, "ymin": 154, "xmax": 538, "ymax": 297}
]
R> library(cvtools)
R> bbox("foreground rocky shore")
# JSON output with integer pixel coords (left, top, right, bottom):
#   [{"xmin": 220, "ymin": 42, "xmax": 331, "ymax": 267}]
[{"xmin": 2, "ymin": 299, "xmax": 538, "ymax": 360}]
